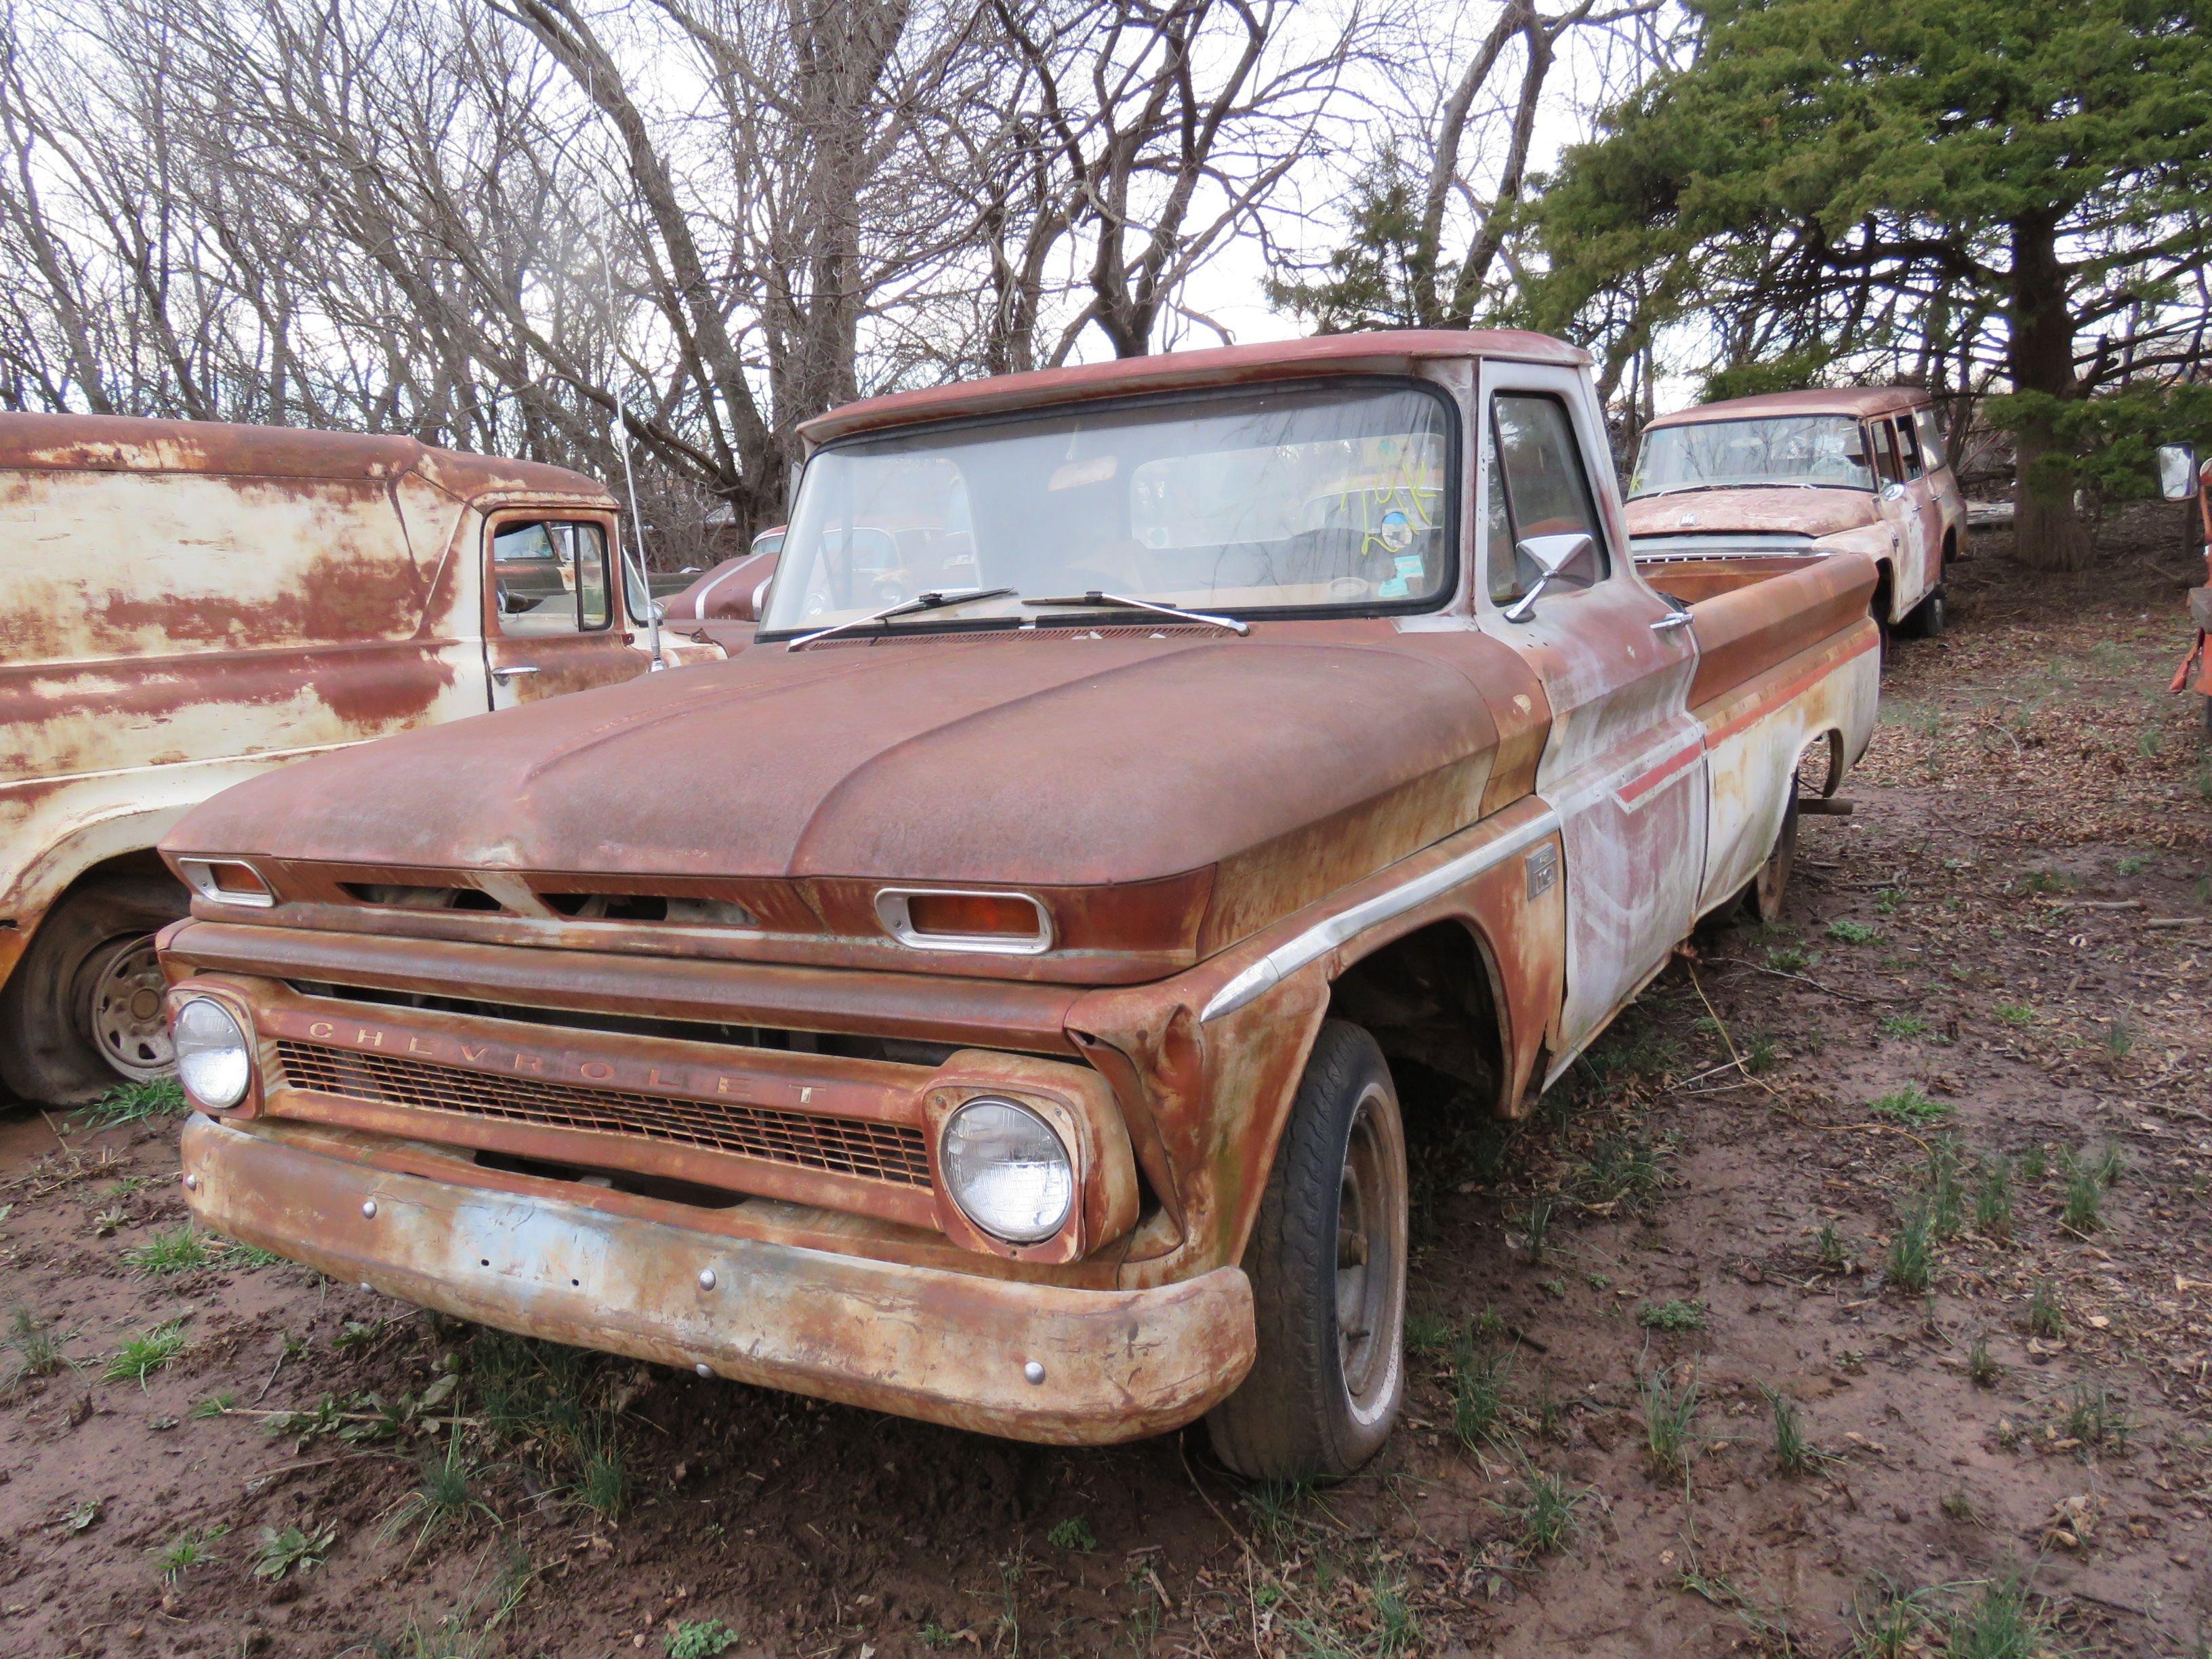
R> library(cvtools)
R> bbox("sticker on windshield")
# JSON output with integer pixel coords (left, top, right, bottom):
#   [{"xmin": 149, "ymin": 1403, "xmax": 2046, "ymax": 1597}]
[
  {"xmin": 1378, "ymin": 510, "xmax": 1414, "ymax": 552},
  {"xmin": 1376, "ymin": 575, "xmax": 1410, "ymax": 599},
  {"xmin": 1393, "ymin": 554, "xmax": 1425, "ymax": 579}
]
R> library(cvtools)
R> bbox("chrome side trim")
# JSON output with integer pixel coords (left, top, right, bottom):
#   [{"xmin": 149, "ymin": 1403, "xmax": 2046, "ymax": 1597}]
[
  {"xmin": 874, "ymin": 887, "xmax": 1055, "ymax": 956},
  {"xmin": 1200, "ymin": 811, "xmax": 1561, "ymax": 1022}
]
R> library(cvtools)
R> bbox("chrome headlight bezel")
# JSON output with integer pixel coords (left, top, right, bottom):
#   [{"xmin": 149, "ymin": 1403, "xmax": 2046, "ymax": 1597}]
[
  {"xmin": 938, "ymin": 1094, "xmax": 1076, "ymax": 1244},
  {"xmin": 173, "ymin": 996, "xmax": 252, "ymax": 1110}
]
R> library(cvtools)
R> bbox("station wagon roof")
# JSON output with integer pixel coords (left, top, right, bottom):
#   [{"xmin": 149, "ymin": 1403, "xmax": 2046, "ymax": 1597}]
[
  {"xmin": 1644, "ymin": 387, "xmax": 1929, "ymax": 428},
  {"xmin": 801, "ymin": 329, "xmax": 1589, "ymax": 445},
  {"xmin": 0, "ymin": 411, "xmax": 615, "ymax": 506}
]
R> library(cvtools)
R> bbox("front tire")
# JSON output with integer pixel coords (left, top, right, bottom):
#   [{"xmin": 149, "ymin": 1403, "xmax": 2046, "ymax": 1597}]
[
  {"xmin": 0, "ymin": 874, "xmax": 189, "ymax": 1105},
  {"xmin": 1207, "ymin": 1021, "xmax": 1408, "ymax": 1481}
]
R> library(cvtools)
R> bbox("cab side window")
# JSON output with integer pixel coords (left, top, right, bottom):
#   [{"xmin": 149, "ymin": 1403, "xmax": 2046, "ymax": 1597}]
[
  {"xmin": 494, "ymin": 520, "xmax": 615, "ymax": 636},
  {"xmin": 1869, "ymin": 422, "xmax": 1904, "ymax": 487},
  {"xmin": 1486, "ymin": 393, "xmax": 1608, "ymax": 605},
  {"xmin": 1914, "ymin": 407, "xmax": 1947, "ymax": 470},
  {"xmin": 1893, "ymin": 416, "xmax": 1925, "ymax": 480}
]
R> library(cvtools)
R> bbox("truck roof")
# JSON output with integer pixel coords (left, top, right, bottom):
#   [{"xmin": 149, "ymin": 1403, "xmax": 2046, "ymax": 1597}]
[
  {"xmin": 0, "ymin": 411, "xmax": 615, "ymax": 506},
  {"xmin": 1644, "ymin": 387, "xmax": 1929, "ymax": 428},
  {"xmin": 801, "ymin": 329, "xmax": 1590, "ymax": 445}
]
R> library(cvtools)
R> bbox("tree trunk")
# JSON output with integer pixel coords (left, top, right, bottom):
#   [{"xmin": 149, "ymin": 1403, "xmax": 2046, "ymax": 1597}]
[{"xmin": 2007, "ymin": 211, "xmax": 2091, "ymax": 571}]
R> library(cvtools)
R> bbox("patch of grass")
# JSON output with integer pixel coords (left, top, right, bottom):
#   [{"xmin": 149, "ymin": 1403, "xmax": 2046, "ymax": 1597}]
[
  {"xmin": 1992, "ymin": 1002, "xmax": 2035, "ymax": 1028},
  {"xmin": 1511, "ymin": 1469, "xmax": 1585, "ymax": 1555},
  {"xmin": 1370, "ymin": 1566, "xmax": 1421, "ymax": 1656},
  {"xmin": 2027, "ymin": 1279, "xmax": 2064, "ymax": 1339},
  {"xmin": 7, "ymin": 1307, "xmax": 66, "ymax": 1380},
  {"xmin": 1636, "ymin": 1299, "xmax": 1707, "ymax": 1334},
  {"xmin": 2020, "ymin": 1143, "xmax": 2049, "ymax": 1181},
  {"xmin": 2063, "ymin": 1382, "xmax": 2132, "ymax": 1452},
  {"xmin": 572, "ymin": 1422, "xmax": 627, "ymax": 1520},
  {"xmin": 1927, "ymin": 1139, "xmax": 1965, "ymax": 1240},
  {"xmin": 1047, "ymin": 1516, "xmax": 1096, "ymax": 1552},
  {"xmin": 380, "ymin": 1425, "xmax": 495, "ymax": 1554},
  {"xmin": 1242, "ymin": 1477, "xmax": 1315, "ymax": 1553},
  {"xmin": 1639, "ymin": 1366, "xmax": 1700, "ymax": 1475},
  {"xmin": 1518, "ymin": 1193, "xmax": 1553, "ymax": 1263},
  {"xmin": 1848, "ymin": 1583, "xmax": 1934, "ymax": 1659},
  {"xmin": 2062, "ymin": 1170, "xmax": 2104, "ymax": 1233},
  {"xmin": 1404, "ymin": 1310, "xmax": 1454, "ymax": 1356},
  {"xmin": 2118, "ymin": 851, "xmax": 2153, "ymax": 874},
  {"xmin": 1944, "ymin": 1571, "xmax": 2051, "ymax": 1659},
  {"xmin": 1886, "ymin": 1209, "xmax": 1934, "ymax": 1294},
  {"xmin": 1974, "ymin": 1161, "xmax": 2013, "ymax": 1241},
  {"xmin": 1828, "ymin": 918, "xmax": 1879, "ymax": 945},
  {"xmin": 1767, "ymin": 1389, "xmax": 1820, "ymax": 1475},
  {"xmin": 2091, "ymin": 1142, "xmax": 2126, "ymax": 1187},
  {"xmin": 1765, "ymin": 942, "xmax": 1814, "ymax": 973},
  {"xmin": 1877, "ymin": 1013, "xmax": 1929, "ymax": 1039},
  {"xmin": 2021, "ymin": 869, "xmax": 2075, "ymax": 895},
  {"xmin": 2104, "ymin": 1016, "xmax": 2137, "ymax": 1061},
  {"xmin": 1968, "ymin": 1336, "xmax": 2002, "ymax": 1387},
  {"xmin": 1870, "ymin": 1085, "xmax": 1952, "ymax": 1127},
  {"xmin": 190, "ymin": 1391, "xmax": 237, "ymax": 1419},
  {"xmin": 251, "ymin": 1520, "xmax": 337, "ymax": 1580},
  {"xmin": 1451, "ymin": 1340, "xmax": 1514, "ymax": 1452},
  {"xmin": 123, "ymin": 1225, "xmax": 211, "ymax": 1277},
  {"xmin": 150, "ymin": 1523, "xmax": 228, "ymax": 1585},
  {"xmin": 1577, "ymin": 1135, "xmax": 1661, "ymax": 1209},
  {"xmin": 216, "ymin": 1238, "xmax": 291, "ymax": 1270},
  {"xmin": 665, "ymin": 1620, "xmax": 739, "ymax": 1659},
  {"xmin": 1815, "ymin": 1223, "xmax": 1849, "ymax": 1271},
  {"xmin": 103, "ymin": 1319, "xmax": 186, "ymax": 1388},
  {"xmin": 75, "ymin": 1078, "xmax": 188, "ymax": 1130}
]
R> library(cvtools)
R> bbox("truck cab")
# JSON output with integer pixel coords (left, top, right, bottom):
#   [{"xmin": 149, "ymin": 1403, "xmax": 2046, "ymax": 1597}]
[
  {"xmin": 157, "ymin": 333, "xmax": 1880, "ymax": 1477},
  {"xmin": 0, "ymin": 413, "xmax": 714, "ymax": 1103}
]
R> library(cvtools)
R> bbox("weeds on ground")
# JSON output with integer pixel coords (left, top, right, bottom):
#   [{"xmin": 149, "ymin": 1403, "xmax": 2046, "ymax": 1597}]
[
  {"xmin": 1577, "ymin": 1135, "xmax": 1661, "ymax": 1210},
  {"xmin": 1766, "ymin": 943, "xmax": 1814, "ymax": 973},
  {"xmin": 1244, "ymin": 1478, "xmax": 1315, "ymax": 1553},
  {"xmin": 216, "ymin": 1237, "xmax": 291, "ymax": 1270},
  {"xmin": 665, "ymin": 1621, "xmax": 739, "ymax": 1659},
  {"xmin": 2028, "ymin": 1281, "xmax": 2065, "ymax": 1339},
  {"xmin": 2020, "ymin": 1144, "xmax": 2049, "ymax": 1181},
  {"xmin": 1969, "ymin": 1336, "xmax": 2002, "ymax": 1387},
  {"xmin": 1828, "ymin": 919, "xmax": 1879, "ymax": 945},
  {"xmin": 103, "ymin": 1319, "xmax": 186, "ymax": 1387},
  {"xmin": 1944, "ymin": 1570, "xmax": 2051, "ymax": 1659},
  {"xmin": 1993, "ymin": 1003, "xmax": 2035, "ymax": 1028},
  {"xmin": 1048, "ymin": 1517, "xmax": 1096, "ymax": 1552},
  {"xmin": 1975, "ymin": 1162, "xmax": 2013, "ymax": 1241},
  {"xmin": 1815, "ymin": 1223, "xmax": 1849, "ymax": 1271},
  {"xmin": 1639, "ymin": 1366, "xmax": 1700, "ymax": 1475},
  {"xmin": 1870, "ymin": 1085, "xmax": 1952, "ymax": 1127},
  {"xmin": 2105, "ymin": 1017, "xmax": 2137, "ymax": 1062},
  {"xmin": 1878, "ymin": 1014, "xmax": 1929, "ymax": 1039},
  {"xmin": 571, "ymin": 1420, "xmax": 627, "ymax": 1519},
  {"xmin": 123, "ymin": 1225, "xmax": 210, "ymax": 1277},
  {"xmin": 1370, "ymin": 1567, "xmax": 1421, "ymax": 1655},
  {"xmin": 1637, "ymin": 1300, "xmax": 1707, "ymax": 1334},
  {"xmin": 379, "ymin": 1424, "xmax": 495, "ymax": 1554},
  {"xmin": 6, "ymin": 1307, "xmax": 66, "ymax": 1380},
  {"xmin": 1404, "ymin": 1311, "xmax": 1454, "ymax": 1355},
  {"xmin": 1518, "ymin": 1194, "xmax": 1553, "ymax": 1263},
  {"xmin": 2063, "ymin": 1382, "xmax": 2133, "ymax": 1453},
  {"xmin": 1927, "ymin": 1139, "xmax": 1966, "ymax": 1240},
  {"xmin": 1767, "ymin": 1389, "xmax": 1822, "ymax": 1475},
  {"xmin": 151, "ymin": 1523, "xmax": 229, "ymax": 1586},
  {"xmin": 75, "ymin": 1078, "xmax": 188, "ymax": 1130},
  {"xmin": 1452, "ymin": 1338, "xmax": 1514, "ymax": 1452},
  {"xmin": 252, "ymin": 1520, "xmax": 337, "ymax": 1580},
  {"xmin": 1848, "ymin": 1583, "xmax": 1935, "ymax": 1659},
  {"xmin": 1886, "ymin": 1210, "xmax": 1935, "ymax": 1294},
  {"xmin": 1508, "ymin": 1469, "xmax": 1585, "ymax": 1556}
]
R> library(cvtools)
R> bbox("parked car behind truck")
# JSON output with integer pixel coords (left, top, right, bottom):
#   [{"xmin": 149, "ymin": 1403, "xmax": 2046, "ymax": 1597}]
[
  {"xmin": 0, "ymin": 413, "xmax": 713, "ymax": 1103},
  {"xmin": 159, "ymin": 331, "xmax": 1881, "ymax": 1477},
  {"xmin": 1627, "ymin": 388, "xmax": 1965, "ymax": 642}
]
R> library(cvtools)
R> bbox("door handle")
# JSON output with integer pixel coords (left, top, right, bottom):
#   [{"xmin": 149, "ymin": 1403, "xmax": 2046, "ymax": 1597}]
[
  {"xmin": 491, "ymin": 665, "xmax": 541, "ymax": 680},
  {"xmin": 1651, "ymin": 610, "xmax": 1694, "ymax": 633}
]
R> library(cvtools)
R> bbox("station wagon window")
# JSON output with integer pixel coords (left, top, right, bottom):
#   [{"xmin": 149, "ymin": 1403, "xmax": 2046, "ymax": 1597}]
[
  {"xmin": 1913, "ymin": 406, "xmax": 1947, "ymax": 470},
  {"xmin": 493, "ymin": 520, "xmax": 615, "ymax": 636},
  {"xmin": 1485, "ymin": 393, "xmax": 1607, "ymax": 606},
  {"xmin": 758, "ymin": 381, "xmax": 1456, "ymax": 634}
]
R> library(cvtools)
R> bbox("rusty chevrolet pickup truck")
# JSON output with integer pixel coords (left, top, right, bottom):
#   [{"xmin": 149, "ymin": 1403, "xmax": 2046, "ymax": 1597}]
[
  {"xmin": 0, "ymin": 414, "xmax": 709, "ymax": 1104},
  {"xmin": 2158, "ymin": 442, "xmax": 2212, "ymax": 732},
  {"xmin": 158, "ymin": 331, "xmax": 1879, "ymax": 1477},
  {"xmin": 1628, "ymin": 388, "xmax": 1964, "ymax": 643}
]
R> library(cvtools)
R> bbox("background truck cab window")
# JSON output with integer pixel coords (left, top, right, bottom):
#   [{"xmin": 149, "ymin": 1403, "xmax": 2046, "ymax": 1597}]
[
  {"xmin": 494, "ymin": 520, "xmax": 613, "ymax": 636},
  {"xmin": 1894, "ymin": 415, "xmax": 1925, "ymax": 478},
  {"xmin": 1486, "ymin": 394, "xmax": 1608, "ymax": 605}
]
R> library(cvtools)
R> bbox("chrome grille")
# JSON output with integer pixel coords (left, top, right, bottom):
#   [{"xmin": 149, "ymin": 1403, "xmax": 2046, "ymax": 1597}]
[{"xmin": 270, "ymin": 1040, "xmax": 931, "ymax": 1188}]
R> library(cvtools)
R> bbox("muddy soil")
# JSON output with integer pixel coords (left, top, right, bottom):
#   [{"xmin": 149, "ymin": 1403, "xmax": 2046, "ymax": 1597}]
[{"xmin": 3, "ymin": 536, "xmax": 2210, "ymax": 1659}]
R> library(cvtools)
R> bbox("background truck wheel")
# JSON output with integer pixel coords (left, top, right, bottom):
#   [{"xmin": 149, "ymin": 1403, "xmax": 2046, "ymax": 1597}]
[
  {"xmin": 0, "ymin": 872, "xmax": 189, "ymax": 1105},
  {"xmin": 1898, "ymin": 586, "xmax": 1946, "ymax": 638},
  {"xmin": 1207, "ymin": 1020, "xmax": 1408, "ymax": 1481},
  {"xmin": 1744, "ymin": 785, "xmax": 1801, "ymax": 923}
]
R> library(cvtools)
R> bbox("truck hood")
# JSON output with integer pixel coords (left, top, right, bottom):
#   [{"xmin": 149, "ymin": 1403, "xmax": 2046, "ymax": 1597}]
[
  {"xmin": 1626, "ymin": 488, "xmax": 1877, "ymax": 540},
  {"xmin": 171, "ymin": 627, "xmax": 1507, "ymax": 895}
]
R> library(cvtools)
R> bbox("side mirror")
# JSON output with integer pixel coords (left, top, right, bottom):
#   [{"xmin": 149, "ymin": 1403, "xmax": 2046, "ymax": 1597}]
[
  {"xmin": 2158, "ymin": 444, "xmax": 2199, "ymax": 503},
  {"xmin": 1502, "ymin": 531, "xmax": 1597, "ymax": 623}
]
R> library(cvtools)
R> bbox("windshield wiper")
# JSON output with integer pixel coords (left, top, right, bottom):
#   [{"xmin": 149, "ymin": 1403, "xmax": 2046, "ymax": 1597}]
[
  {"xmin": 785, "ymin": 586, "xmax": 1018, "ymax": 652},
  {"xmin": 1023, "ymin": 591, "xmax": 1249, "ymax": 636}
]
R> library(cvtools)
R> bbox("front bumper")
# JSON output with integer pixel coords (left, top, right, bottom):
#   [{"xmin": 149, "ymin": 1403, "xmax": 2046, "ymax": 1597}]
[{"xmin": 180, "ymin": 1114, "xmax": 1255, "ymax": 1444}]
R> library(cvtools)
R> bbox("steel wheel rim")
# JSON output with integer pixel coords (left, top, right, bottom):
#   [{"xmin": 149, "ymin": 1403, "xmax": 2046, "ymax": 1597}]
[
  {"xmin": 1335, "ymin": 1084, "xmax": 1404, "ymax": 1423},
  {"xmin": 83, "ymin": 933, "xmax": 173, "ymax": 1082}
]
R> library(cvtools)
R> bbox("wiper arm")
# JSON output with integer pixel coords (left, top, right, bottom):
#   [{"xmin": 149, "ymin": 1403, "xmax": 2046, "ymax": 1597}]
[
  {"xmin": 785, "ymin": 586, "xmax": 1018, "ymax": 652},
  {"xmin": 1023, "ymin": 591, "xmax": 1249, "ymax": 636}
]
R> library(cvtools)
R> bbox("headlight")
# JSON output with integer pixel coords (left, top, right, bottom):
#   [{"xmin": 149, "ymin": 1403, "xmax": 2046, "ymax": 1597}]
[
  {"xmin": 940, "ymin": 1097, "xmax": 1074, "ymax": 1244},
  {"xmin": 173, "ymin": 998, "xmax": 251, "ymax": 1109}
]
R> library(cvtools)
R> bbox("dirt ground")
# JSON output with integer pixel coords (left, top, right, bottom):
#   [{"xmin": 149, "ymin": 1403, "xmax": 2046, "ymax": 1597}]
[{"xmin": 4, "ymin": 522, "xmax": 2211, "ymax": 1659}]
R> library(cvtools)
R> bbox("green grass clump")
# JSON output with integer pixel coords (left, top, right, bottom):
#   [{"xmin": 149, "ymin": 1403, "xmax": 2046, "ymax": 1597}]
[
  {"xmin": 76, "ymin": 1078, "xmax": 188, "ymax": 1130},
  {"xmin": 1513, "ymin": 1469, "xmax": 1585, "ymax": 1555},
  {"xmin": 1926, "ymin": 1140, "xmax": 1965, "ymax": 1240},
  {"xmin": 1828, "ymin": 919, "xmax": 1879, "ymax": 945},
  {"xmin": 1047, "ymin": 1516, "xmax": 1096, "ymax": 1552},
  {"xmin": 1814, "ymin": 1223, "xmax": 1849, "ymax": 1271},
  {"xmin": 1870, "ymin": 1085, "xmax": 1952, "ymax": 1127},
  {"xmin": 1886, "ymin": 1210, "xmax": 1933, "ymax": 1294},
  {"xmin": 104, "ymin": 1320, "xmax": 186, "ymax": 1387},
  {"xmin": 1451, "ymin": 1339, "xmax": 1513, "ymax": 1452},
  {"xmin": 7, "ymin": 1307, "xmax": 66, "ymax": 1380},
  {"xmin": 1404, "ymin": 1310, "xmax": 1454, "ymax": 1355},
  {"xmin": 2027, "ymin": 1279, "xmax": 2064, "ymax": 1338},
  {"xmin": 1877, "ymin": 1014, "xmax": 1928, "ymax": 1039},
  {"xmin": 1992, "ymin": 1003, "xmax": 2034, "ymax": 1028},
  {"xmin": 251, "ymin": 1520, "xmax": 336, "ymax": 1580},
  {"xmin": 1637, "ymin": 1299, "xmax": 1708, "ymax": 1334},
  {"xmin": 2063, "ymin": 1382, "xmax": 2132, "ymax": 1452},
  {"xmin": 124, "ymin": 1225, "xmax": 210, "ymax": 1277},
  {"xmin": 573, "ymin": 1424, "xmax": 628, "ymax": 1520},
  {"xmin": 1639, "ymin": 1367, "xmax": 1700, "ymax": 1475},
  {"xmin": 2062, "ymin": 1170, "xmax": 2104, "ymax": 1233},
  {"xmin": 665, "ymin": 1620, "xmax": 739, "ymax": 1659},
  {"xmin": 1370, "ymin": 1568, "xmax": 1421, "ymax": 1655},
  {"xmin": 151, "ymin": 1523, "xmax": 229, "ymax": 1585},
  {"xmin": 1967, "ymin": 1336, "xmax": 2001, "ymax": 1387},
  {"xmin": 1974, "ymin": 1161, "xmax": 2013, "ymax": 1240},
  {"xmin": 1943, "ymin": 1572, "xmax": 2050, "ymax": 1659},
  {"xmin": 379, "ymin": 1425, "xmax": 495, "ymax": 1554},
  {"xmin": 1767, "ymin": 1389, "xmax": 1820, "ymax": 1475}
]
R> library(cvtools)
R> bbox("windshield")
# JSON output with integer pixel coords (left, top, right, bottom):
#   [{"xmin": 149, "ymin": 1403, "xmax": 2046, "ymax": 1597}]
[
  {"xmin": 760, "ymin": 382, "xmax": 1455, "ymax": 634},
  {"xmin": 1630, "ymin": 415, "xmax": 1873, "ymax": 497}
]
